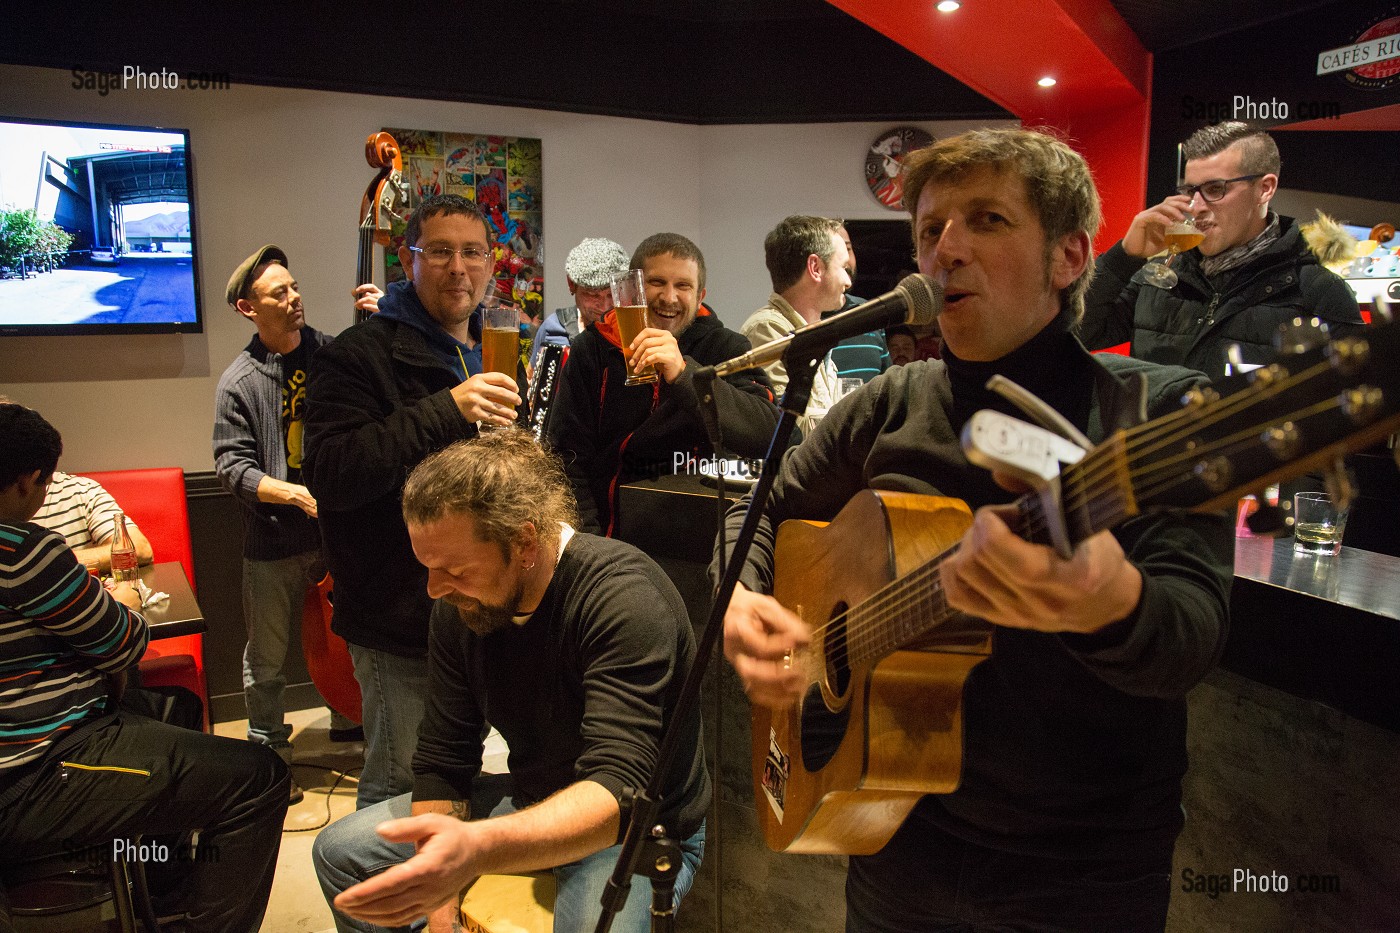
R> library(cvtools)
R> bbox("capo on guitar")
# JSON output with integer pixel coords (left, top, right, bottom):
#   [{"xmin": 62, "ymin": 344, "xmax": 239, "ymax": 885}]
[{"xmin": 961, "ymin": 407, "xmax": 1089, "ymax": 560}]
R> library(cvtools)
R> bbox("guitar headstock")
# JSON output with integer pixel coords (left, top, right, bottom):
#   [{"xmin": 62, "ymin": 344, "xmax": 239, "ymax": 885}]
[{"xmin": 1129, "ymin": 319, "xmax": 1400, "ymax": 514}]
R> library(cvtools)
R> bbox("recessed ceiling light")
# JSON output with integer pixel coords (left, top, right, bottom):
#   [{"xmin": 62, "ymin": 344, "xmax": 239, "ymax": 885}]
[
  {"xmin": 1037, "ymin": 76, "xmax": 1057, "ymax": 88},
  {"xmin": 936, "ymin": 1, "xmax": 961, "ymax": 12}
]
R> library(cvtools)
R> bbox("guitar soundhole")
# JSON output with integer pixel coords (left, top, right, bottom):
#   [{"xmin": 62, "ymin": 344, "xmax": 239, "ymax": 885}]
[{"xmin": 800, "ymin": 602, "xmax": 852, "ymax": 773}]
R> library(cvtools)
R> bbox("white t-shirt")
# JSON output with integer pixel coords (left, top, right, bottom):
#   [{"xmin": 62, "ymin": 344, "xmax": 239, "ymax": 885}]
[{"xmin": 31, "ymin": 472, "xmax": 143, "ymax": 548}]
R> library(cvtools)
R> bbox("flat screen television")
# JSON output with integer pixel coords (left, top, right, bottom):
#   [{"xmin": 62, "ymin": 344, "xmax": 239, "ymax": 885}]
[{"xmin": 0, "ymin": 115, "xmax": 203, "ymax": 335}]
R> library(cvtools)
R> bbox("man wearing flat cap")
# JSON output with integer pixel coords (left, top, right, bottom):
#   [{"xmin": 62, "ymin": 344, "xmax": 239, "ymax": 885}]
[
  {"xmin": 215, "ymin": 245, "xmax": 351, "ymax": 804},
  {"xmin": 530, "ymin": 237, "xmax": 630, "ymax": 373}
]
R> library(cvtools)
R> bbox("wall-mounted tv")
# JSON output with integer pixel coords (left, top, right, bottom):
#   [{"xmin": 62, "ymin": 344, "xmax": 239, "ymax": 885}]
[{"xmin": 0, "ymin": 116, "xmax": 203, "ymax": 336}]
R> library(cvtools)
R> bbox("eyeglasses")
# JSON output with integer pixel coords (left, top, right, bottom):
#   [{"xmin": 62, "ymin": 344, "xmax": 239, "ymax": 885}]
[
  {"xmin": 1174, "ymin": 174, "xmax": 1265, "ymax": 203},
  {"xmin": 408, "ymin": 245, "xmax": 492, "ymax": 268}
]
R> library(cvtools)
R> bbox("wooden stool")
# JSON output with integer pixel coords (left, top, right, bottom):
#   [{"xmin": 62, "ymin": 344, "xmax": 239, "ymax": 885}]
[{"xmin": 458, "ymin": 872, "xmax": 555, "ymax": 933}]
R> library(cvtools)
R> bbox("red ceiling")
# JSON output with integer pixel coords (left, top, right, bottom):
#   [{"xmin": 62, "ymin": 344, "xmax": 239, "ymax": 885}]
[
  {"xmin": 825, "ymin": 0, "xmax": 1149, "ymax": 126},
  {"xmin": 827, "ymin": 0, "xmax": 1155, "ymax": 245}
]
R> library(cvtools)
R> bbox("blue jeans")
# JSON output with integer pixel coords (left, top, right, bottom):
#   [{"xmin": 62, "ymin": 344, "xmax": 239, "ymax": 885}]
[
  {"xmin": 313, "ymin": 778, "xmax": 706, "ymax": 933},
  {"xmin": 241, "ymin": 552, "xmax": 354, "ymax": 745},
  {"xmin": 347, "ymin": 644, "xmax": 428, "ymax": 809}
]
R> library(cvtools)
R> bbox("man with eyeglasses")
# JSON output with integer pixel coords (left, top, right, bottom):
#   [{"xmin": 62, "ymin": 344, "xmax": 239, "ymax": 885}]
[
  {"xmin": 1080, "ymin": 122, "xmax": 1361, "ymax": 375},
  {"xmin": 305, "ymin": 194, "xmax": 521, "ymax": 808}
]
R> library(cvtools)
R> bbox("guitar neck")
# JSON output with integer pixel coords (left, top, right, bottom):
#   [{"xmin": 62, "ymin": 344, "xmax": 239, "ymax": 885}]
[
  {"xmin": 844, "ymin": 317, "xmax": 1400, "ymax": 670},
  {"xmin": 841, "ymin": 448, "xmax": 1127, "ymax": 671}
]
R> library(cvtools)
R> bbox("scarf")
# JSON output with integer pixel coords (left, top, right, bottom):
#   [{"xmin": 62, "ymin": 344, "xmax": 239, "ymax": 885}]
[{"xmin": 1199, "ymin": 212, "xmax": 1281, "ymax": 279}]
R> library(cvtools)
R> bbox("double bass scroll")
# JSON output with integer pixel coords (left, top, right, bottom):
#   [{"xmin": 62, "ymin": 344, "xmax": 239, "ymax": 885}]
[{"xmin": 356, "ymin": 131, "xmax": 408, "ymax": 324}]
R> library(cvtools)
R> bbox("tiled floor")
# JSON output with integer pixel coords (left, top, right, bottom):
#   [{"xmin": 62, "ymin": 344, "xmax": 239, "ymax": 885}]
[
  {"xmin": 215, "ymin": 706, "xmax": 509, "ymax": 933},
  {"xmin": 215, "ymin": 707, "xmax": 361, "ymax": 933}
]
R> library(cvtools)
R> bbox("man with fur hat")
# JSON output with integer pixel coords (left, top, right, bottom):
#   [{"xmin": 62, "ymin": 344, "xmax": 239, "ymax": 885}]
[
  {"xmin": 530, "ymin": 237, "xmax": 630, "ymax": 373},
  {"xmin": 547, "ymin": 233, "xmax": 779, "ymax": 536}
]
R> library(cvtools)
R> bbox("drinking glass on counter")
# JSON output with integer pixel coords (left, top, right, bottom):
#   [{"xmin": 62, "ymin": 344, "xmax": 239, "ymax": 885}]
[
  {"xmin": 611, "ymin": 269, "xmax": 657, "ymax": 386},
  {"xmin": 1293, "ymin": 492, "xmax": 1348, "ymax": 556}
]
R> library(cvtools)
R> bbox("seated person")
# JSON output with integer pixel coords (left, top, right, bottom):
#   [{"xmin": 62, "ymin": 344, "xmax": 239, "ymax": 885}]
[
  {"xmin": 547, "ymin": 233, "xmax": 779, "ymax": 535},
  {"xmin": 0, "ymin": 403, "xmax": 289, "ymax": 933},
  {"xmin": 885, "ymin": 324, "xmax": 919, "ymax": 367},
  {"xmin": 824, "ymin": 221, "xmax": 890, "ymax": 383},
  {"xmin": 31, "ymin": 469, "xmax": 154, "ymax": 573},
  {"xmin": 314, "ymin": 431, "xmax": 709, "ymax": 933}
]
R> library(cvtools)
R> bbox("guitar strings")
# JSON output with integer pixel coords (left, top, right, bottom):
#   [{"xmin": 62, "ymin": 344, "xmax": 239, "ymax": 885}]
[{"xmin": 802, "ymin": 361, "xmax": 1345, "ymax": 673}]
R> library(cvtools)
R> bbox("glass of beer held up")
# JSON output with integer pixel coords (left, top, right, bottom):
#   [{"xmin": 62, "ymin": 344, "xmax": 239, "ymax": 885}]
[
  {"xmin": 1142, "ymin": 196, "xmax": 1203, "ymax": 290},
  {"xmin": 611, "ymin": 268, "xmax": 658, "ymax": 386},
  {"xmin": 480, "ymin": 301, "xmax": 521, "ymax": 429}
]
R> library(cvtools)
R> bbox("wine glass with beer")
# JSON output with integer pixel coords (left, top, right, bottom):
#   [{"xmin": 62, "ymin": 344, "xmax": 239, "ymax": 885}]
[
  {"xmin": 611, "ymin": 268, "xmax": 658, "ymax": 386},
  {"xmin": 1142, "ymin": 196, "xmax": 1203, "ymax": 290}
]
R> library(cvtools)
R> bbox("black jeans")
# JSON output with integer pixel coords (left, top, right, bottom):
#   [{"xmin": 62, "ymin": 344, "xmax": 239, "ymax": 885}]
[
  {"xmin": 845, "ymin": 815, "xmax": 1173, "ymax": 933},
  {"xmin": 0, "ymin": 710, "xmax": 289, "ymax": 933}
]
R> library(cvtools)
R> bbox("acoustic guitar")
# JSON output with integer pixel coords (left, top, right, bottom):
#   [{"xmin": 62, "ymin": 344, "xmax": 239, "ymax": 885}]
[{"xmin": 754, "ymin": 320, "xmax": 1400, "ymax": 855}]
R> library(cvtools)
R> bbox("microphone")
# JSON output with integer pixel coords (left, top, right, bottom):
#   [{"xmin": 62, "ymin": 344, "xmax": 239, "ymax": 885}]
[{"xmin": 710, "ymin": 273, "xmax": 943, "ymax": 378}]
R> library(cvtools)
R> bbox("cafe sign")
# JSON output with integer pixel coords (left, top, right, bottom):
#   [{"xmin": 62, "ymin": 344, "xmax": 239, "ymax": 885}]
[{"xmin": 1316, "ymin": 13, "xmax": 1400, "ymax": 89}]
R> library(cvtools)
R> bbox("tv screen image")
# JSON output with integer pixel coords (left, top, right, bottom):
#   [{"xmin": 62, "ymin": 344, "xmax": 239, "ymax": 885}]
[{"xmin": 0, "ymin": 116, "xmax": 203, "ymax": 335}]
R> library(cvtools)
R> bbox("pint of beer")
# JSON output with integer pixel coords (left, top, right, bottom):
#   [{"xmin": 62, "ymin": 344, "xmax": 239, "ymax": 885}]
[
  {"xmin": 611, "ymin": 269, "xmax": 658, "ymax": 386},
  {"xmin": 482, "ymin": 305, "xmax": 520, "ymax": 377}
]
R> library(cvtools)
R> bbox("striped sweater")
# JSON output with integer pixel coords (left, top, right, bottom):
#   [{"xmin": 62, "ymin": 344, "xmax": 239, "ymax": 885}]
[{"xmin": 0, "ymin": 521, "xmax": 149, "ymax": 773}]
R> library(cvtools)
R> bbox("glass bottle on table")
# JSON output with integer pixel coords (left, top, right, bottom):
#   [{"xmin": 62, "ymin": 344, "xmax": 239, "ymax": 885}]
[{"xmin": 110, "ymin": 511, "xmax": 138, "ymax": 584}]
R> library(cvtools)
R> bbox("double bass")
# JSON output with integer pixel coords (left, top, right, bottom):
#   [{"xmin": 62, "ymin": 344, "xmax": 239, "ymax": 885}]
[{"xmin": 355, "ymin": 131, "xmax": 408, "ymax": 324}]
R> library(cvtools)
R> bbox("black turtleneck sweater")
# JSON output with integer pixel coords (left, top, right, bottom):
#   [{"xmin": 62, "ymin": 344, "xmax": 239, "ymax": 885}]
[{"xmin": 721, "ymin": 314, "xmax": 1233, "ymax": 860}]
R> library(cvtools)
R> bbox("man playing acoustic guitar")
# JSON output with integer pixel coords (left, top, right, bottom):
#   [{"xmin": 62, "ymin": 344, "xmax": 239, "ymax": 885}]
[{"xmin": 720, "ymin": 128, "xmax": 1234, "ymax": 932}]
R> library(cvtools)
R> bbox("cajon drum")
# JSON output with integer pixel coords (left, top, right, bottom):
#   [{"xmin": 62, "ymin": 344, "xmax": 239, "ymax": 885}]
[{"xmin": 459, "ymin": 871, "xmax": 556, "ymax": 933}]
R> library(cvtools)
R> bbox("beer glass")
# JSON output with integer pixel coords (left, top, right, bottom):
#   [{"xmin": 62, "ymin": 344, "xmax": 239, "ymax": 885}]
[
  {"xmin": 611, "ymin": 269, "xmax": 658, "ymax": 386},
  {"xmin": 479, "ymin": 302, "xmax": 520, "ymax": 431},
  {"xmin": 481, "ymin": 304, "xmax": 520, "ymax": 378},
  {"xmin": 1142, "ymin": 198, "xmax": 1202, "ymax": 290}
]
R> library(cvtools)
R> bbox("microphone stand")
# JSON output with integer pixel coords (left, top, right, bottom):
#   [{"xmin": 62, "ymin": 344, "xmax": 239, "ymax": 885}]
[{"xmin": 593, "ymin": 331, "xmax": 826, "ymax": 933}]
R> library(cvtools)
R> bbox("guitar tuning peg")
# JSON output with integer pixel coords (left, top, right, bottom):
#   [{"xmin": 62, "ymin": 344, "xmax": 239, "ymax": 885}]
[
  {"xmin": 1323, "ymin": 457, "xmax": 1357, "ymax": 511},
  {"xmin": 1273, "ymin": 316, "xmax": 1331, "ymax": 356},
  {"xmin": 1245, "ymin": 503, "xmax": 1291, "ymax": 537}
]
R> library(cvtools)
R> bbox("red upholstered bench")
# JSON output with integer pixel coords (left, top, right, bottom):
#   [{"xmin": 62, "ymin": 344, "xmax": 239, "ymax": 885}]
[{"xmin": 77, "ymin": 468, "xmax": 208, "ymax": 730}]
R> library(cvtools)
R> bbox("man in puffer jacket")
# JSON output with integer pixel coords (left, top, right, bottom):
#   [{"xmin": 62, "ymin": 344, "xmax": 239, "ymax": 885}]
[{"xmin": 1080, "ymin": 122, "xmax": 1362, "ymax": 376}]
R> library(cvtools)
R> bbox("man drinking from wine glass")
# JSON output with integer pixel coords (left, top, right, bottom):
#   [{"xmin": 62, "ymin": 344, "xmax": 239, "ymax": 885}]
[
  {"xmin": 1079, "ymin": 122, "xmax": 1362, "ymax": 375},
  {"xmin": 719, "ymin": 127, "xmax": 1234, "ymax": 932}
]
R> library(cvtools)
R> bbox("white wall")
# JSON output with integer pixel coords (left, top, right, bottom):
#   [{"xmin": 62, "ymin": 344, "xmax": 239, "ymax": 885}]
[
  {"xmin": 0, "ymin": 62, "xmax": 1008, "ymax": 472},
  {"xmin": 696, "ymin": 119, "xmax": 1011, "ymax": 322}
]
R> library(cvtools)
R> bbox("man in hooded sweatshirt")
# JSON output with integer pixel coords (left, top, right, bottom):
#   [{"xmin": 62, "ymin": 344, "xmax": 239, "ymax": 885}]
[
  {"xmin": 547, "ymin": 233, "xmax": 781, "ymax": 536},
  {"xmin": 304, "ymin": 194, "xmax": 520, "ymax": 809}
]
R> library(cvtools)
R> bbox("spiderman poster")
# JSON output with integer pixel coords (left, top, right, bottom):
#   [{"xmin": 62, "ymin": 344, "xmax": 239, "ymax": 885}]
[{"xmin": 380, "ymin": 128, "xmax": 544, "ymax": 323}]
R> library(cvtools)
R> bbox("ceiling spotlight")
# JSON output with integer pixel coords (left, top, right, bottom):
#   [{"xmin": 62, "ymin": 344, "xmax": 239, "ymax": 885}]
[
  {"xmin": 1037, "ymin": 76, "xmax": 1057, "ymax": 88},
  {"xmin": 936, "ymin": 1, "xmax": 961, "ymax": 11}
]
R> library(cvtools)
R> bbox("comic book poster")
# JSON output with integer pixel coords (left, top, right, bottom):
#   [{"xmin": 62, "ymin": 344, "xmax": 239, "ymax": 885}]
[{"xmin": 380, "ymin": 127, "xmax": 543, "ymax": 315}]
